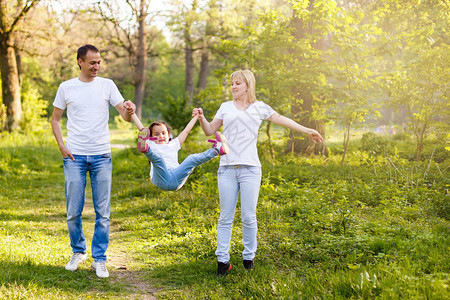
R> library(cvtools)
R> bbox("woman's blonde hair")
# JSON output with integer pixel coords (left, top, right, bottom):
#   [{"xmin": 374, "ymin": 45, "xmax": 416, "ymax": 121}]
[{"xmin": 230, "ymin": 70, "xmax": 257, "ymax": 103}]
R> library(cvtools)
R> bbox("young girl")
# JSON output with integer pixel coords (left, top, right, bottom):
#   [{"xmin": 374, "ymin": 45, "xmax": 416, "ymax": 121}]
[{"xmin": 135, "ymin": 114, "xmax": 228, "ymax": 191}]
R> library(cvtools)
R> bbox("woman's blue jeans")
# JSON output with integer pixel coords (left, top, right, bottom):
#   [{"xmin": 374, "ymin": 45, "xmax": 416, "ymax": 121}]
[
  {"xmin": 145, "ymin": 148, "xmax": 217, "ymax": 191},
  {"xmin": 215, "ymin": 165, "xmax": 262, "ymax": 263},
  {"xmin": 63, "ymin": 154, "xmax": 112, "ymax": 262}
]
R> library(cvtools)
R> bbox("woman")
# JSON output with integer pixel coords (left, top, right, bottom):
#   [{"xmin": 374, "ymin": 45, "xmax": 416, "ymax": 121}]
[{"xmin": 193, "ymin": 70, "xmax": 323, "ymax": 276}]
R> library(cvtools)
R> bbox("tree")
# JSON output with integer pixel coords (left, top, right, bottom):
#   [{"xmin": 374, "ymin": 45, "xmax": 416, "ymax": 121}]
[
  {"xmin": 224, "ymin": 0, "xmax": 336, "ymax": 156},
  {"xmin": 387, "ymin": 47, "xmax": 449, "ymax": 161},
  {"xmin": 169, "ymin": 0, "xmax": 266, "ymax": 104},
  {"xmin": 327, "ymin": 4, "xmax": 380, "ymax": 163},
  {"xmin": 287, "ymin": 0, "xmax": 331, "ymax": 156},
  {"xmin": 95, "ymin": 0, "xmax": 159, "ymax": 118},
  {"xmin": 168, "ymin": 0, "xmax": 210, "ymax": 102},
  {"xmin": 0, "ymin": 0, "xmax": 40, "ymax": 131},
  {"xmin": 376, "ymin": 0, "xmax": 449, "ymax": 160}
]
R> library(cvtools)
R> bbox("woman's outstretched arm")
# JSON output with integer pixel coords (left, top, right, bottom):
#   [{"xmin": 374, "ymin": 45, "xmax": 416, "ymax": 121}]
[{"xmin": 268, "ymin": 113, "xmax": 324, "ymax": 143}]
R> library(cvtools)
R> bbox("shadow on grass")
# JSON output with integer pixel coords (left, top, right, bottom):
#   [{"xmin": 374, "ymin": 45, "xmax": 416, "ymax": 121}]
[
  {"xmin": 0, "ymin": 212, "xmax": 67, "ymax": 223},
  {"xmin": 143, "ymin": 258, "xmax": 282, "ymax": 298},
  {"xmin": 148, "ymin": 259, "xmax": 227, "ymax": 285},
  {"xmin": 0, "ymin": 260, "xmax": 131, "ymax": 296},
  {"xmin": 1, "ymin": 260, "xmax": 103, "ymax": 290}
]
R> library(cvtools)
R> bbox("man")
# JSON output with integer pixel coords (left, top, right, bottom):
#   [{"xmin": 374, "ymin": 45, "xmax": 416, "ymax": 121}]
[{"xmin": 51, "ymin": 44, "xmax": 135, "ymax": 278}]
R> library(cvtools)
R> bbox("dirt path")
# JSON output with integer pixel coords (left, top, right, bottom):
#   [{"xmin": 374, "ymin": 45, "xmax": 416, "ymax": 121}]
[
  {"xmin": 83, "ymin": 200, "xmax": 158, "ymax": 299},
  {"xmin": 111, "ymin": 144, "xmax": 132, "ymax": 149}
]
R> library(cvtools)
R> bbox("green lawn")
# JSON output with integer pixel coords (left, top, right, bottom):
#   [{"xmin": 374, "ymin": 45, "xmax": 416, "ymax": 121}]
[{"xmin": 0, "ymin": 128, "xmax": 448, "ymax": 299}]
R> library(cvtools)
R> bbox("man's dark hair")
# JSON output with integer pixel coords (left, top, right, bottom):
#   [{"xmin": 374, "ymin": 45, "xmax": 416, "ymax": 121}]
[{"xmin": 77, "ymin": 44, "xmax": 99, "ymax": 69}]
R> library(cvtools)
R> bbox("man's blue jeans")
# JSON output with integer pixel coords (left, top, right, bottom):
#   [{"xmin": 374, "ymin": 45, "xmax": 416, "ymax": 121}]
[
  {"xmin": 145, "ymin": 148, "xmax": 217, "ymax": 191},
  {"xmin": 63, "ymin": 154, "xmax": 112, "ymax": 262},
  {"xmin": 215, "ymin": 165, "xmax": 262, "ymax": 263}
]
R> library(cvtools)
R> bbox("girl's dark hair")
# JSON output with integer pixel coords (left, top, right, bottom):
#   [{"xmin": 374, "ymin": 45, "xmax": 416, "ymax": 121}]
[{"xmin": 149, "ymin": 121, "xmax": 172, "ymax": 140}]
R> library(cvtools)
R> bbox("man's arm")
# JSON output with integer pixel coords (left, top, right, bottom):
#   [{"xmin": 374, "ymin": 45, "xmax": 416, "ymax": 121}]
[
  {"xmin": 115, "ymin": 100, "xmax": 136, "ymax": 122},
  {"xmin": 51, "ymin": 107, "xmax": 75, "ymax": 161}
]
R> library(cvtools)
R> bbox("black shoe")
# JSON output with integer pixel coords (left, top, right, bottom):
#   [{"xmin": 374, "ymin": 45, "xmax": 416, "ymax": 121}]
[
  {"xmin": 243, "ymin": 259, "xmax": 254, "ymax": 270},
  {"xmin": 217, "ymin": 261, "xmax": 232, "ymax": 276}
]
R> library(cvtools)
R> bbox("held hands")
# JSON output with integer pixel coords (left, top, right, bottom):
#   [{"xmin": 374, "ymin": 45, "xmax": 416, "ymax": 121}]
[
  {"xmin": 192, "ymin": 108, "xmax": 204, "ymax": 119},
  {"xmin": 308, "ymin": 129, "xmax": 324, "ymax": 143},
  {"xmin": 124, "ymin": 100, "xmax": 136, "ymax": 115}
]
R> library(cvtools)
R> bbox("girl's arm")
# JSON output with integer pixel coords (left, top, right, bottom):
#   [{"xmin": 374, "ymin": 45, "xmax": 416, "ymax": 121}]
[
  {"xmin": 193, "ymin": 108, "xmax": 223, "ymax": 136},
  {"xmin": 268, "ymin": 113, "xmax": 324, "ymax": 143},
  {"xmin": 178, "ymin": 115, "xmax": 199, "ymax": 145}
]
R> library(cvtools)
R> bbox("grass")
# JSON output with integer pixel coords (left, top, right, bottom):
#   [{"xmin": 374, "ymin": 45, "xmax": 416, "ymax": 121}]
[{"xmin": 0, "ymin": 126, "xmax": 448, "ymax": 299}]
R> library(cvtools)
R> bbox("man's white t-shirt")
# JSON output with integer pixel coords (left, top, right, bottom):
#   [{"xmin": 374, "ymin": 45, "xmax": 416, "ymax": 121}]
[
  {"xmin": 149, "ymin": 138, "xmax": 181, "ymax": 181},
  {"xmin": 214, "ymin": 101, "xmax": 276, "ymax": 167},
  {"xmin": 53, "ymin": 77, "xmax": 124, "ymax": 155}
]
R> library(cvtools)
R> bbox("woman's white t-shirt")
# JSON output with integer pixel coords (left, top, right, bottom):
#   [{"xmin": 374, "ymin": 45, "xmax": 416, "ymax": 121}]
[
  {"xmin": 149, "ymin": 138, "xmax": 181, "ymax": 180},
  {"xmin": 214, "ymin": 101, "xmax": 276, "ymax": 167},
  {"xmin": 53, "ymin": 77, "xmax": 124, "ymax": 155}
]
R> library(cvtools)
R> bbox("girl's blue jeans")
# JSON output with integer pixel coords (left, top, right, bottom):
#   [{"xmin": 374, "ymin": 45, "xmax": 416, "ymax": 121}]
[
  {"xmin": 215, "ymin": 165, "xmax": 262, "ymax": 263},
  {"xmin": 63, "ymin": 154, "xmax": 112, "ymax": 262},
  {"xmin": 145, "ymin": 148, "xmax": 217, "ymax": 191}
]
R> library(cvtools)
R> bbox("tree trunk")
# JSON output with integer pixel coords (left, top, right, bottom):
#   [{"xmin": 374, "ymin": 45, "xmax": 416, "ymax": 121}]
[
  {"xmin": 0, "ymin": 0, "xmax": 39, "ymax": 131},
  {"xmin": 415, "ymin": 125, "xmax": 426, "ymax": 161},
  {"xmin": 133, "ymin": 0, "xmax": 147, "ymax": 119},
  {"xmin": 185, "ymin": 41, "xmax": 195, "ymax": 103},
  {"xmin": 0, "ymin": 37, "xmax": 22, "ymax": 131},
  {"xmin": 184, "ymin": 0, "xmax": 197, "ymax": 104},
  {"xmin": 285, "ymin": 0, "xmax": 328, "ymax": 156},
  {"xmin": 197, "ymin": 42, "xmax": 209, "ymax": 90},
  {"xmin": 266, "ymin": 121, "xmax": 276, "ymax": 161},
  {"xmin": 285, "ymin": 100, "xmax": 328, "ymax": 156},
  {"xmin": 341, "ymin": 122, "xmax": 351, "ymax": 164}
]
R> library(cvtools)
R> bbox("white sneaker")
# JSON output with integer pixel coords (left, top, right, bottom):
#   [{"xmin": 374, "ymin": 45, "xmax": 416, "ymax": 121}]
[
  {"xmin": 65, "ymin": 253, "xmax": 87, "ymax": 271},
  {"xmin": 91, "ymin": 261, "xmax": 109, "ymax": 278}
]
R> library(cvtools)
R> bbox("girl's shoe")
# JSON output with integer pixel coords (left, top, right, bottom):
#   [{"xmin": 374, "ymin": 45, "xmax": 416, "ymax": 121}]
[
  {"xmin": 208, "ymin": 132, "xmax": 229, "ymax": 155},
  {"xmin": 138, "ymin": 128, "xmax": 152, "ymax": 153}
]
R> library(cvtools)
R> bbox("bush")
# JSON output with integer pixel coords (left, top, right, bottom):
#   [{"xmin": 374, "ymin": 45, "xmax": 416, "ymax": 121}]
[
  {"xmin": 360, "ymin": 132, "xmax": 395, "ymax": 156},
  {"xmin": 21, "ymin": 86, "xmax": 49, "ymax": 134},
  {"xmin": 194, "ymin": 85, "xmax": 223, "ymax": 120},
  {"xmin": 158, "ymin": 93, "xmax": 192, "ymax": 134},
  {"xmin": 421, "ymin": 142, "xmax": 449, "ymax": 163}
]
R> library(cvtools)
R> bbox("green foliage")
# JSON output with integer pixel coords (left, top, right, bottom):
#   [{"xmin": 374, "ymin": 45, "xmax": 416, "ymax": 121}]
[
  {"xmin": 20, "ymin": 56, "xmax": 60, "ymax": 107},
  {"xmin": 113, "ymin": 114, "xmax": 133, "ymax": 131},
  {"xmin": 379, "ymin": 0, "xmax": 449, "ymax": 161},
  {"xmin": 1, "ymin": 0, "xmax": 450, "ymax": 296},
  {"xmin": 228, "ymin": 7, "xmax": 332, "ymax": 116},
  {"xmin": 325, "ymin": 4, "xmax": 382, "ymax": 162},
  {"xmin": 0, "ymin": 129, "xmax": 448, "ymax": 298},
  {"xmin": 20, "ymin": 86, "xmax": 49, "ymax": 134},
  {"xmin": 194, "ymin": 85, "xmax": 223, "ymax": 120},
  {"xmin": 157, "ymin": 93, "xmax": 193, "ymax": 134},
  {"xmin": 360, "ymin": 132, "xmax": 395, "ymax": 156}
]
